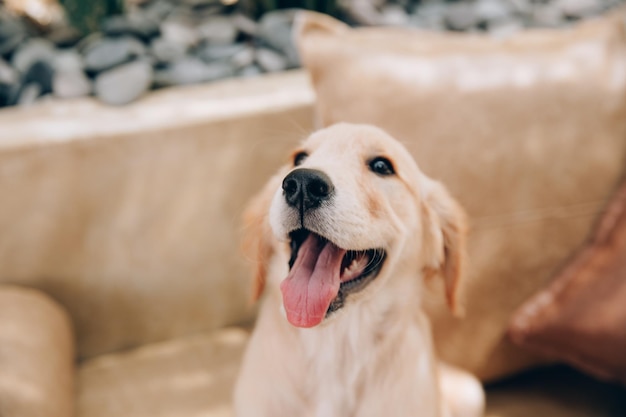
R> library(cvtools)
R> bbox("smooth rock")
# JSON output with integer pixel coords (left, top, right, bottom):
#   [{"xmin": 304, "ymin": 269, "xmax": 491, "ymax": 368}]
[
  {"xmin": 414, "ymin": 1, "xmax": 447, "ymax": 28},
  {"xmin": 22, "ymin": 61, "xmax": 54, "ymax": 95},
  {"xmin": 95, "ymin": 60, "xmax": 153, "ymax": 105},
  {"xmin": 102, "ymin": 13, "xmax": 161, "ymax": 41},
  {"xmin": 0, "ymin": 58, "xmax": 17, "ymax": 84},
  {"xmin": 381, "ymin": 4, "xmax": 410, "ymax": 26},
  {"xmin": 196, "ymin": 16, "xmax": 238, "ymax": 45},
  {"xmin": 409, "ymin": 15, "xmax": 445, "ymax": 31},
  {"xmin": 11, "ymin": 38, "xmax": 57, "ymax": 72},
  {"xmin": 160, "ymin": 19, "xmax": 199, "ymax": 48},
  {"xmin": 415, "ymin": 1, "xmax": 448, "ymax": 20},
  {"xmin": 343, "ymin": 0, "xmax": 386, "ymax": 25},
  {"xmin": 557, "ymin": 0, "xmax": 604, "ymax": 18},
  {"xmin": 17, "ymin": 82, "xmax": 42, "ymax": 106},
  {"xmin": 232, "ymin": 13, "xmax": 258, "ymax": 36},
  {"xmin": 507, "ymin": 0, "xmax": 532, "ymax": 15},
  {"xmin": 238, "ymin": 64, "xmax": 262, "ymax": 78},
  {"xmin": 196, "ymin": 43, "xmax": 246, "ymax": 62},
  {"xmin": 84, "ymin": 37, "xmax": 146, "ymax": 73},
  {"xmin": 0, "ymin": 32, "xmax": 26, "ymax": 57},
  {"xmin": 231, "ymin": 46, "xmax": 255, "ymax": 68},
  {"xmin": 255, "ymin": 48, "xmax": 287, "ymax": 73},
  {"xmin": 190, "ymin": 4, "xmax": 224, "ymax": 20},
  {"xmin": 76, "ymin": 32, "xmax": 104, "ymax": 54},
  {"xmin": 444, "ymin": 2, "xmax": 479, "ymax": 31},
  {"xmin": 46, "ymin": 24, "xmax": 82, "ymax": 47},
  {"xmin": 181, "ymin": 0, "xmax": 222, "ymax": 7},
  {"xmin": 143, "ymin": 0, "xmax": 176, "ymax": 20},
  {"xmin": 0, "ymin": 82, "xmax": 18, "ymax": 107},
  {"xmin": 53, "ymin": 70, "xmax": 92, "ymax": 98},
  {"xmin": 531, "ymin": 5, "xmax": 564, "ymax": 27},
  {"xmin": 53, "ymin": 50, "xmax": 84, "ymax": 72},
  {"xmin": 153, "ymin": 57, "xmax": 234, "ymax": 86},
  {"xmin": 150, "ymin": 37, "xmax": 188, "ymax": 63},
  {"xmin": 258, "ymin": 10, "xmax": 299, "ymax": 67},
  {"xmin": 0, "ymin": 15, "xmax": 26, "ymax": 41},
  {"xmin": 488, "ymin": 18, "xmax": 524, "ymax": 38},
  {"xmin": 475, "ymin": 0, "xmax": 512, "ymax": 23}
]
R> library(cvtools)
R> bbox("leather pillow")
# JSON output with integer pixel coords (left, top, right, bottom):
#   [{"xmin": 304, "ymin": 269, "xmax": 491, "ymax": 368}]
[
  {"xmin": 296, "ymin": 11, "xmax": 626, "ymax": 380},
  {"xmin": 509, "ymin": 180, "xmax": 626, "ymax": 385}
]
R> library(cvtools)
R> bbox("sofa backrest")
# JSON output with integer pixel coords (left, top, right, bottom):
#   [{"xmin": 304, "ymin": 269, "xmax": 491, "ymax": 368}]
[{"xmin": 0, "ymin": 71, "xmax": 315, "ymax": 359}]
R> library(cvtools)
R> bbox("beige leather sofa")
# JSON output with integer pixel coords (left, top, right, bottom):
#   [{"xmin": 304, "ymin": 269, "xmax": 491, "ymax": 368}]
[{"xmin": 0, "ymin": 72, "xmax": 624, "ymax": 417}]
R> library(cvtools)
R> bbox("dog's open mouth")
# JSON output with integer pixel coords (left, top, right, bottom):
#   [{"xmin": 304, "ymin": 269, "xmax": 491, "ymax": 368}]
[{"xmin": 280, "ymin": 229, "xmax": 386, "ymax": 328}]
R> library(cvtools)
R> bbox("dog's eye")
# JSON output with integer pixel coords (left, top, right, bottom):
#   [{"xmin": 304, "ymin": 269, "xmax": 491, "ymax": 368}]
[
  {"xmin": 293, "ymin": 151, "xmax": 308, "ymax": 166},
  {"xmin": 369, "ymin": 157, "xmax": 395, "ymax": 176}
]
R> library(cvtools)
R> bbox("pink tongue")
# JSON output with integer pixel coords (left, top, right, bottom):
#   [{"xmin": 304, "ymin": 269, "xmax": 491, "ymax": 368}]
[{"xmin": 280, "ymin": 234, "xmax": 346, "ymax": 328}]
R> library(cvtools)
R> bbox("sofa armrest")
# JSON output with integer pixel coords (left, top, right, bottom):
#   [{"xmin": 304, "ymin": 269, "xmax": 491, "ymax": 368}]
[{"xmin": 0, "ymin": 286, "xmax": 75, "ymax": 417}]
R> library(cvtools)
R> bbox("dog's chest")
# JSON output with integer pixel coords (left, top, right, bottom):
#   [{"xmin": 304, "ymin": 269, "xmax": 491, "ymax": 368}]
[
  {"xmin": 292, "ymin": 308, "xmax": 405, "ymax": 417},
  {"xmin": 298, "ymin": 325, "xmax": 371, "ymax": 416}
]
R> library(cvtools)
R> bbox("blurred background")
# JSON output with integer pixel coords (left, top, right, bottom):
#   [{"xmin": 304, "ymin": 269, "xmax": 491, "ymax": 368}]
[
  {"xmin": 0, "ymin": 1, "xmax": 625, "ymax": 417},
  {"xmin": 0, "ymin": 0, "xmax": 622, "ymax": 106}
]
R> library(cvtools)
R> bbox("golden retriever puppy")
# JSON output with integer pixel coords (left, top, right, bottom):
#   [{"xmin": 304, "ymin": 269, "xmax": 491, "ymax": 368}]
[{"xmin": 234, "ymin": 123, "xmax": 484, "ymax": 417}]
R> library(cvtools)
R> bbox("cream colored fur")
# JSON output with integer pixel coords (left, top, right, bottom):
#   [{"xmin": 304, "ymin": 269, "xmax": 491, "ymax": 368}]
[{"xmin": 235, "ymin": 123, "xmax": 484, "ymax": 417}]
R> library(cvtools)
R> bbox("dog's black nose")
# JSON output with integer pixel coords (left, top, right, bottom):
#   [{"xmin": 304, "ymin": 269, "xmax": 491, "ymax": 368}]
[{"xmin": 282, "ymin": 168, "xmax": 334, "ymax": 212}]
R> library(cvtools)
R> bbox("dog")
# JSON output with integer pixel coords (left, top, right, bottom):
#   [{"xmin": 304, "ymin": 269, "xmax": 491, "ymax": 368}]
[{"xmin": 234, "ymin": 123, "xmax": 484, "ymax": 417}]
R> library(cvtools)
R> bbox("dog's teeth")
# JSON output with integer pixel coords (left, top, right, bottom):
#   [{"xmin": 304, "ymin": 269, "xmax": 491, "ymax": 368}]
[
  {"xmin": 345, "ymin": 255, "xmax": 368, "ymax": 275},
  {"xmin": 347, "ymin": 259, "xmax": 358, "ymax": 271}
]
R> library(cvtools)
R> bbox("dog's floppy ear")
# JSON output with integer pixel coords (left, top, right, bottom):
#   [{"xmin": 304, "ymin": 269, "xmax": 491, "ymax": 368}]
[
  {"xmin": 242, "ymin": 173, "xmax": 283, "ymax": 301},
  {"xmin": 420, "ymin": 177, "xmax": 468, "ymax": 315}
]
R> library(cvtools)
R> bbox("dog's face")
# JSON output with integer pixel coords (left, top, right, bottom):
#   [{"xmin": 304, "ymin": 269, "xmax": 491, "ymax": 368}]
[{"xmin": 245, "ymin": 123, "xmax": 465, "ymax": 328}]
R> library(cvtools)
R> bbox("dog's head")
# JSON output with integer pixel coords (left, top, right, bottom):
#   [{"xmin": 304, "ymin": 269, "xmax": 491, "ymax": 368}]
[{"xmin": 244, "ymin": 123, "xmax": 466, "ymax": 328}]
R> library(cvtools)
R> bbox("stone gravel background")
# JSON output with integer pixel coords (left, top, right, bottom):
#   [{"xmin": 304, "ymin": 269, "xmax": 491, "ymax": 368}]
[{"xmin": 0, "ymin": 0, "xmax": 623, "ymax": 107}]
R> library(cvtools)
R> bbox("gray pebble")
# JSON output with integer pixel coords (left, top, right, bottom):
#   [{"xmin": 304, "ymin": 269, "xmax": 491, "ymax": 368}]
[
  {"xmin": 0, "ymin": 32, "xmax": 26, "ymax": 57},
  {"xmin": 0, "ymin": 15, "xmax": 26, "ymax": 41},
  {"xmin": 53, "ymin": 50, "xmax": 84, "ymax": 72},
  {"xmin": 343, "ymin": 0, "xmax": 386, "ymax": 25},
  {"xmin": 557, "ymin": 0, "xmax": 604, "ymax": 18},
  {"xmin": 197, "ymin": 43, "xmax": 246, "ymax": 61},
  {"xmin": 102, "ymin": 13, "xmax": 160, "ymax": 40},
  {"xmin": 258, "ymin": 10, "xmax": 299, "ymax": 67},
  {"xmin": 150, "ymin": 37, "xmax": 188, "ymax": 63},
  {"xmin": 196, "ymin": 16, "xmax": 238, "ymax": 45},
  {"xmin": 160, "ymin": 19, "xmax": 199, "ymax": 48},
  {"xmin": 181, "ymin": 0, "xmax": 223, "ymax": 6},
  {"xmin": 507, "ymin": 0, "xmax": 532, "ymax": 15},
  {"xmin": 84, "ymin": 37, "xmax": 146, "ymax": 73},
  {"xmin": 413, "ymin": 1, "xmax": 447, "ymax": 29},
  {"xmin": 46, "ymin": 25, "xmax": 82, "ymax": 47},
  {"xmin": 17, "ymin": 82, "xmax": 42, "ymax": 107},
  {"xmin": 95, "ymin": 60, "xmax": 153, "ymax": 105},
  {"xmin": 475, "ymin": 0, "xmax": 512, "ymax": 23},
  {"xmin": 255, "ymin": 48, "xmax": 287, "ymax": 73},
  {"xmin": 416, "ymin": 1, "xmax": 447, "ymax": 21},
  {"xmin": 531, "ymin": 5, "xmax": 564, "ymax": 27},
  {"xmin": 488, "ymin": 18, "xmax": 524, "ymax": 38},
  {"xmin": 231, "ymin": 46, "xmax": 255, "ymax": 68},
  {"xmin": 75, "ymin": 32, "xmax": 104, "ymax": 54},
  {"xmin": 232, "ymin": 13, "xmax": 259, "ymax": 36},
  {"xmin": 409, "ymin": 15, "xmax": 444, "ymax": 31},
  {"xmin": 11, "ymin": 38, "xmax": 57, "ymax": 73},
  {"xmin": 22, "ymin": 61, "xmax": 54, "ymax": 95},
  {"xmin": 444, "ymin": 3, "xmax": 479, "ymax": 31},
  {"xmin": 154, "ymin": 57, "xmax": 234, "ymax": 86},
  {"xmin": 238, "ymin": 64, "xmax": 262, "ymax": 78},
  {"xmin": 53, "ymin": 70, "xmax": 92, "ymax": 99},
  {"xmin": 0, "ymin": 83, "xmax": 18, "ymax": 107},
  {"xmin": 143, "ymin": 0, "xmax": 176, "ymax": 21},
  {"xmin": 381, "ymin": 4, "xmax": 410, "ymax": 26},
  {"xmin": 0, "ymin": 58, "xmax": 18, "ymax": 84}
]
